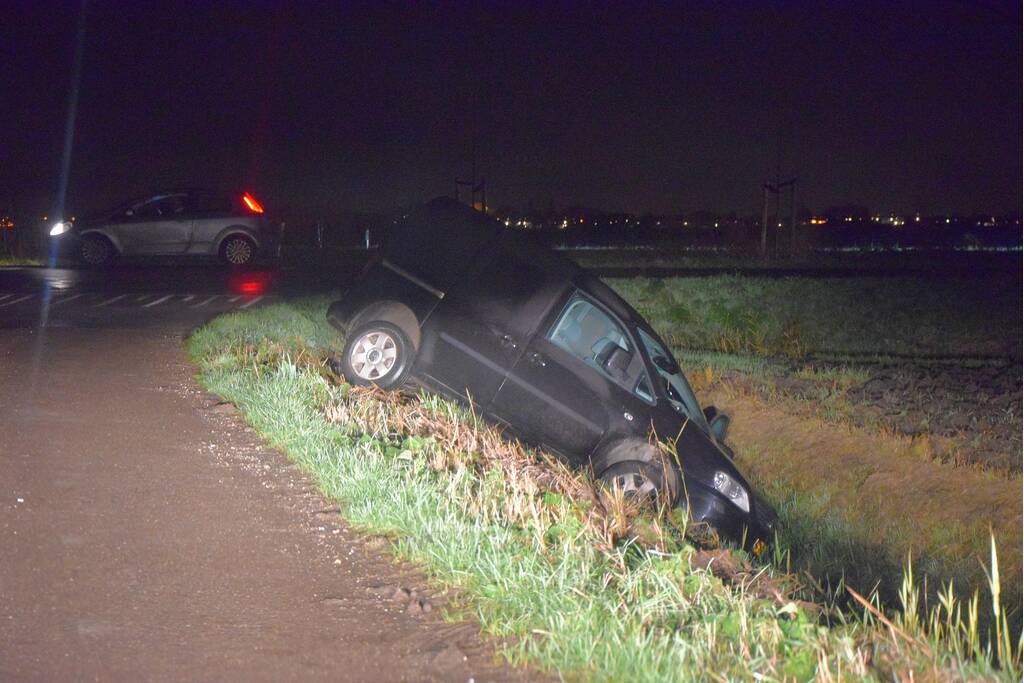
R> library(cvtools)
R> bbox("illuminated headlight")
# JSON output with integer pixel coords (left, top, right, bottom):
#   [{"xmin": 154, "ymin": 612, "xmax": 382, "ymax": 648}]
[
  {"xmin": 49, "ymin": 221, "xmax": 70, "ymax": 236},
  {"xmin": 713, "ymin": 471, "xmax": 750, "ymax": 513}
]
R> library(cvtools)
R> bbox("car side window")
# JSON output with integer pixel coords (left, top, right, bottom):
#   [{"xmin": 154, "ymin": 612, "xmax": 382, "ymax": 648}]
[
  {"xmin": 133, "ymin": 195, "xmax": 187, "ymax": 220},
  {"xmin": 547, "ymin": 294, "xmax": 633, "ymax": 376},
  {"xmin": 635, "ymin": 374, "xmax": 655, "ymax": 403}
]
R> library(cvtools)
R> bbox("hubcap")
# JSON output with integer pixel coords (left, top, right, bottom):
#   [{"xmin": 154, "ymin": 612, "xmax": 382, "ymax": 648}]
[
  {"xmin": 611, "ymin": 471, "xmax": 658, "ymax": 501},
  {"xmin": 349, "ymin": 330, "xmax": 398, "ymax": 380},
  {"xmin": 225, "ymin": 239, "xmax": 252, "ymax": 264},
  {"xmin": 82, "ymin": 240, "xmax": 107, "ymax": 264}
]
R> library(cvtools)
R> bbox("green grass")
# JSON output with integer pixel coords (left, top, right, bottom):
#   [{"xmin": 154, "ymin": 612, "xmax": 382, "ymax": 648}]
[
  {"xmin": 0, "ymin": 255, "xmax": 41, "ymax": 266},
  {"xmin": 611, "ymin": 275, "xmax": 1021, "ymax": 359},
  {"xmin": 188, "ymin": 298, "xmax": 1020, "ymax": 681}
]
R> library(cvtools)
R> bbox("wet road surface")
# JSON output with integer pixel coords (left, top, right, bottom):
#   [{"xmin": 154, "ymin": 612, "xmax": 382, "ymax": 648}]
[{"xmin": 0, "ymin": 266, "xmax": 537, "ymax": 682}]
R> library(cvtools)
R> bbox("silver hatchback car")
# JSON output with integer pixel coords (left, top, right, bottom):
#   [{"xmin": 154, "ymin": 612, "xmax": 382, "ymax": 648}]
[{"xmin": 51, "ymin": 189, "xmax": 283, "ymax": 266}]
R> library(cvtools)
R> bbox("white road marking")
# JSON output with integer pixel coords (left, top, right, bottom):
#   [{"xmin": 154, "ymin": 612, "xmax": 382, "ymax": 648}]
[
  {"xmin": 135, "ymin": 295, "xmax": 151, "ymax": 303},
  {"xmin": 181, "ymin": 294, "xmax": 195, "ymax": 302},
  {"xmin": 49, "ymin": 293, "xmax": 83, "ymax": 306},
  {"xmin": 142, "ymin": 294, "xmax": 174, "ymax": 308},
  {"xmin": 95, "ymin": 294, "xmax": 127, "ymax": 307},
  {"xmin": 238, "ymin": 295, "xmax": 264, "ymax": 309},
  {"xmin": 0, "ymin": 294, "xmax": 12, "ymax": 302},
  {"xmin": 227, "ymin": 295, "xmax": 241, "ymax": 303},
  {"xmin": 0, "ymin": 294, "xmax": 33, "ymax": 307},
  {"xmin": 192, "ymin": 295, "xmax": 218, "ymax": 308}
]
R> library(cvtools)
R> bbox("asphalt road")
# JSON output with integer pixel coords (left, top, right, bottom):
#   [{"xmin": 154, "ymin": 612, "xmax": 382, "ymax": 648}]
[{"xmin": 0, "ymin": 265, "xmax": 534, "ymax": 682}]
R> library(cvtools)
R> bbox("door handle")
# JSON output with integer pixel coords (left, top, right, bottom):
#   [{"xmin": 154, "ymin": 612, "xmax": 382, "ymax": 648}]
[
  {"xmin": 528, "ymin": 352, "xmax": 546, "ymax": 368},
  {"xmin": 500, "ymin": 333, "xmax": 517, "ymax": 350}
]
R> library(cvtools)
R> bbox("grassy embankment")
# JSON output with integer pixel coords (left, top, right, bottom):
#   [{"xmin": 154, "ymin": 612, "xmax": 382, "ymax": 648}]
[{"xmin": 188, "ymin": 294, "xmax": 1020, "ymax": 681}]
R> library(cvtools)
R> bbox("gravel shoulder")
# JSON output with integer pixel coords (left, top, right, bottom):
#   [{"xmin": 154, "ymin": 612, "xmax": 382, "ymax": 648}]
[{"xmin": 0, "ymin": 321, "xmax": 537, "ymax": 682}]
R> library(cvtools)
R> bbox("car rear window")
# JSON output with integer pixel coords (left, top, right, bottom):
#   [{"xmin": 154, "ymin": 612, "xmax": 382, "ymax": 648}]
[{"xmin": 192, "ymin": 193, "xmax": 235, "ymax": 216}]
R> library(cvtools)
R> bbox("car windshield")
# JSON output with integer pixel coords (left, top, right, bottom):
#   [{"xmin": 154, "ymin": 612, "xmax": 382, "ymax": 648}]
[{"xmin": 637, "ymin": 328, "xmax": 708, "ymax": 429}]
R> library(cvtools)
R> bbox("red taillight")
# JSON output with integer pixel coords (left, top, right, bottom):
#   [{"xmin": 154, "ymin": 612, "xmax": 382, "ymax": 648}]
[{"xmin": 242, "ymin": 192, "xmax": 264, "ymax": 214}]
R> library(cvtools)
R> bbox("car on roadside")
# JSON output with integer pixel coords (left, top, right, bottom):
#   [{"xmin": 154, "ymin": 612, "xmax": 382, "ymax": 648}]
[
  {"xmin": 48, "ymin": 189, "xmax": 283, "ymax": 266},
  {"xmin": 327, "ymin": 197, "xmax": 777, "ymax": 551}
]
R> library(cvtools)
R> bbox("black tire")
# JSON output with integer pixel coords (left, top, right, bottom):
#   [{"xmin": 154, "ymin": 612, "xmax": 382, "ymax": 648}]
[
  {"xmin": 340, "ymin": 321, "xmax": 415, "ymax": 389},
  {"xmin": 79, "ymin": 235, "xmax": 115, "ymax": 266},
  {"xmin": 599, "ymin": 459, "xmax": 679, "ymax": 508},
  {"xmin": 219, "ymin": 235, "xmax": 256, "ymax": 266}
]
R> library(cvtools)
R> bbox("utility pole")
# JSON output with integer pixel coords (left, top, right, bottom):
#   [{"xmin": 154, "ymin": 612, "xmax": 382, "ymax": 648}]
[
  {"xmin": 760, "ymin": 183, "xmax": 770, "ymax": 263},
  {"xmin": 760, "ymin": 177, "xmax": 796, "ymax": 263},
  {"xmin": 455, "ymin": 102, "xmax": 487, "ymax": 212},
  {"xmin": 788, "ymin": 181, "xmax": 797, "ymax": 258}
]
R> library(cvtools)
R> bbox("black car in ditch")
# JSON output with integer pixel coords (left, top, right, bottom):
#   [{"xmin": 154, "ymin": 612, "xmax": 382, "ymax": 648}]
[{"xmin": 327, "ymin": 198, "xmax": 776, "ymax": 551}]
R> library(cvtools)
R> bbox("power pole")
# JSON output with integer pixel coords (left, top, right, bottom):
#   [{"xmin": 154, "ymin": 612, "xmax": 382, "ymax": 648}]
[
  {"xmin": 760, "ymin": 183, "xmax": 770, "ymax": 263},
  {"xmin": 455, "ymin": 111, "xmax": 487, "ymax": 212},
  {"xmin": 788, "ymin": 180, "xmax": 797, "ymax": 258},
  {"xmin": 760, "ymin": 177, "xmax": 796, "ymax": 263}
]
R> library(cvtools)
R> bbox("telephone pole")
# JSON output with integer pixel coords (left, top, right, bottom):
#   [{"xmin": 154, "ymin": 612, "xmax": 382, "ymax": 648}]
[{"xmin": 760, "ymin": 176, "xmax": 796, "ymax": 263}]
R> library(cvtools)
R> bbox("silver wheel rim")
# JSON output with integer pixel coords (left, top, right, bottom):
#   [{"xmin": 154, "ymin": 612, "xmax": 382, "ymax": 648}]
[
  {"xmin": 225, "ymin": 239, "xmax": 252, "ymax": 264},
  {"xmin": 611, "ymin": 471, "xmax": 658, "ymax": 501},
  {"xmin": 82, "ymin": 240, "xmax": 107, "ymax": 264},
  {"xmin": 349, "ymin": 330, "xmax": 399, "ymax": 380}
]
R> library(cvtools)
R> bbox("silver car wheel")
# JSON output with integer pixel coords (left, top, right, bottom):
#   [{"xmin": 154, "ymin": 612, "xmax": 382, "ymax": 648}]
[
  {"xmin": 610, "ymin": 471, "xmax": 658, "ymax": 500},
  {"xmin": 81, "ymin": 238, "xmax": 110, "ymax": 265},
  {"xmin": 224, "ymin": 238, "xmax": 253, "ymax": 264},
  {"xmin": 349, "ymin": 330, "xmax": 399, "ymax": 380}
]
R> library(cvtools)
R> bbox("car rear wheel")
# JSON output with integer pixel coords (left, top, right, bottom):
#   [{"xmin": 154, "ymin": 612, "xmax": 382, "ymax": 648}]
[
  {"xmin": 340, "ymin": 321, "xmax": 414, "ymax": 389},
  {"xmin": 80, "ymin": 235, "xmax": 115, "ymax": 266},
  {"xmin": 599, "ymin": 459, "xmax": 679, "ymax": 508},
  {"xmin": 220, "ymin": 235, "xmax": 255, "ymax": 266}
]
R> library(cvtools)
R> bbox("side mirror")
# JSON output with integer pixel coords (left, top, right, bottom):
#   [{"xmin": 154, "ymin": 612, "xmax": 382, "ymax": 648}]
[
  {"xmin": 709, "ymin": 411, "xmax": 730, "ymax": 442},
  {"xmin": 596, "ymin": 342, "xmax": 631, "ymax": 380}
]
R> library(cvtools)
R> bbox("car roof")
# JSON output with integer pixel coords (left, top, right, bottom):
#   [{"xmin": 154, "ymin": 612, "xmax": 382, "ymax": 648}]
[
  {"xmin": 385, "ymin": 197, "xmax": 575, "ymax": 293},
  {"xmin": 386, "ymin": 198, "xmax": 648, "ymax": 327}
]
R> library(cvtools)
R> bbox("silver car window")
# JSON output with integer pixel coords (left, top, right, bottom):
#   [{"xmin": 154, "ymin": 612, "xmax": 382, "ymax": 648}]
[
  {"xmin": 549, "ymin": 296, "xmax": 629, "ymax": 367},
  {"xmin": 134, "ymin": 195, "xmax": 187, "ymax": 220},
  {"xmin": 637, "ymin": 328, "xmax": 708, "ymax": 427}
]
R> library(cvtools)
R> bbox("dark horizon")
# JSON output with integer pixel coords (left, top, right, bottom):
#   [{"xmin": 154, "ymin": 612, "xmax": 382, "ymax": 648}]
[{"xmin": 2, "ymin": 1, "xmax": 1021, "ymax": 220}]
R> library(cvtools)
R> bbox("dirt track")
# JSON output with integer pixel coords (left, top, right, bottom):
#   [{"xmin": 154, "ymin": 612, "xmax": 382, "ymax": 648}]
[{"xmin": 0, "ymin": 291, "xmax": 535, "ymax": 681}]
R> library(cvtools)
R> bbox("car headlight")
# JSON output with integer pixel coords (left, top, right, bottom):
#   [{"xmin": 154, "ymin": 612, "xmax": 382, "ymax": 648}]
[
  {"xmin": 713, "ymin": 470, "xmax": 750, "ymax": 513},
  {"xmin": 50, "ymin": 221, "xmax": 70, "ymax": 236}
]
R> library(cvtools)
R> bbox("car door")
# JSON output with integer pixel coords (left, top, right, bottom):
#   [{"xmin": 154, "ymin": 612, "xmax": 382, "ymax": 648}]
[
  {"xmin": 186, "ymin": 191, "xmax": 235, "ymax": 253},
  {"xmin": 489, "ymin": 291, "xmax": 650, "ymax": 462},
  {"xmin": 417, "ymin": 235, "xmax": 564, "ymax": 408},
  {"xmin": 114, "ymin": 194, "xmax": 191, "ymax": 254}
]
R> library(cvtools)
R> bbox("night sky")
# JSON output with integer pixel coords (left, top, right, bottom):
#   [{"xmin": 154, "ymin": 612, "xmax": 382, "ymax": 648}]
[{"xmin": 2, "ymin": 1, "xmax": 1021, "ymax": 219}]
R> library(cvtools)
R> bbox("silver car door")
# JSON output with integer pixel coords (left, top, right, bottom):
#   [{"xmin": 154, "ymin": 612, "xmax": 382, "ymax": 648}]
[{"xmin": 118, "ymin": 194, "xmax": 192, "ymax": 254}]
